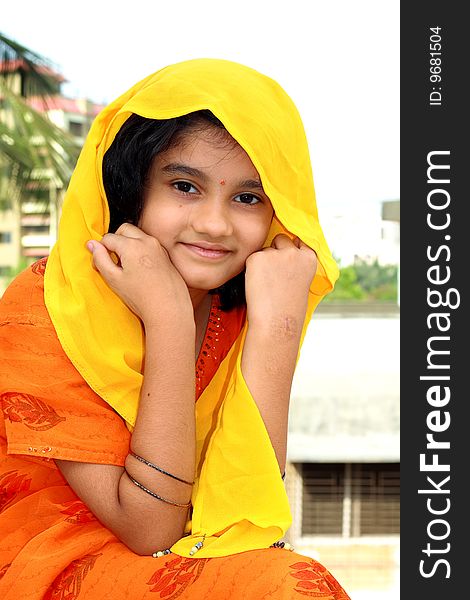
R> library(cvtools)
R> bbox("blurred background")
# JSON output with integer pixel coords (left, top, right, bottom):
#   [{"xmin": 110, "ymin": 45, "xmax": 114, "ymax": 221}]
[{"xmin": 0, "ymin": 1, "xmax": 399, "ymax": 598}]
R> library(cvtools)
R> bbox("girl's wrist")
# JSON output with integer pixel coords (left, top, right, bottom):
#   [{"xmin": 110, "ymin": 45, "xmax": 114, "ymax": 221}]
[
  {"xmin": 142, "ymin": 306, "xmax": 195, "ymax": 333},
  {"xmin": 247, "ymin": 311, "xmax": 303, "ymax": 345}
]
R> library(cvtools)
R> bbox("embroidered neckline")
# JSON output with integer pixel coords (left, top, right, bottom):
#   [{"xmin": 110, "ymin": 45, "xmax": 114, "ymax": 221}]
[{"xmin": 195, "ymin": 295, "xmax": 224, "ymax": 400}]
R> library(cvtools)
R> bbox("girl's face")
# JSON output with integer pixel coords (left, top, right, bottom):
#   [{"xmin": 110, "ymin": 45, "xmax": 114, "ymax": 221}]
[{"xmin": 139, "ymin": 127, "xmax": 274, "ymax": 299}]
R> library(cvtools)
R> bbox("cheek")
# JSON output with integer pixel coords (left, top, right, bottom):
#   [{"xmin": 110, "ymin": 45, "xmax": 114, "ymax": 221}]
[
  {"xmin": 239, "ymin": 221, "xmax": 272, "ymax": 256},
  {"xmin": 139, "ymin": 204, "xmax": 177, "ymax": 239},
  {"xmin": 254, "ymin": 211, "xmax": 274, "ymax": 244}
]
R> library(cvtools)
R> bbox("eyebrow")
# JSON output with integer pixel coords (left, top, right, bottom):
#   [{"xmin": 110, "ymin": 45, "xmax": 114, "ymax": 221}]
[
  {"xmin": 237, "ymin": 178, "xmax": 264, "ymax": 191},
  {"xmin": 162, "ymin": 163, "xmax": 208, "ymax": 181},
  {"xmin": 161, "ymin": 163, "xmax": 264, "ymax": 191}
]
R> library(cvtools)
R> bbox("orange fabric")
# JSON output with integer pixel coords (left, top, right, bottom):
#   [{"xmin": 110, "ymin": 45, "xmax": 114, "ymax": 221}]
[
  {"xmin": 0, "ymin": 261, "xmax": 350, "ymax": 599},
  {"xmin": 1, "ymin": 259, "xmax": 245, "ymax": 465},
  {"xmin": 1, "ymin": 259, "xmax": 130, "ymax": 466}
]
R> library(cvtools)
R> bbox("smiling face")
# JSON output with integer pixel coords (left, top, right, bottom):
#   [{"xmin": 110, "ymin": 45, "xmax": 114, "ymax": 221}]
[{"xmin": 139, "ymin": 126, "xmax": 274, "ymax": 302}]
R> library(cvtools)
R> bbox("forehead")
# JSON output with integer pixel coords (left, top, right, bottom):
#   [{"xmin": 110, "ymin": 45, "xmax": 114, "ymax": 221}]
[{"xmin": 155, "ymin": 127, "xmax": 261, "ymax": 179}]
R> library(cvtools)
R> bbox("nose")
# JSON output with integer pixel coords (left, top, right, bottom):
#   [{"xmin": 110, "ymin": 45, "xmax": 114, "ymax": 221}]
[{"xmin": 190, "ymin": 196, "xmax": 233, "ymax": 238}]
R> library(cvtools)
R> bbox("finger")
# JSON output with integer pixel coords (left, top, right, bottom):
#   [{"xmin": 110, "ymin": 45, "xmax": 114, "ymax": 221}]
[
  {"xmin": 247, "ymin": 246, "xmax": 275, "ymax": 261},
  {"xmin": 298, "ymin": 239, "xmax": 317, "ymax": 256},
  {"xmin": 100, "ymin": 232, "xmax": 132, "ymax": 255},
  {"xmin": 87, "ymin": 240, "xmax": 122, "ymax": 279},
  {"xmin": 271, "ymin": 233, "xmax": 295, "ymax": 249},
  {"xmin": 114, "ymin": 222, "xmax": 145, "ymax": 239}
]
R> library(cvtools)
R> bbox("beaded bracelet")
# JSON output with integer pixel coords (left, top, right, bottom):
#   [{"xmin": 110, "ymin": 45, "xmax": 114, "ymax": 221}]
[
  {"xmin": 124, "ymin": 469, "xmax": 191, "ymax": 508},
  {"xmin": 151, "ymin": 537, "xmax": 294, "ymax": 559},
  {"xmin": 152, "ymin": 533, "xmax": 206, "ymax": 558},
  {"xmin": 129, "ymin": 451, "xmax": 194, "ymax": 486},
  {"xmin": 271, "ymin": 541, "xmax": 294, "ymax": 551},
  {"xmin": 152, "ymin": 548, "xmax": 172, "ymax": 558}
]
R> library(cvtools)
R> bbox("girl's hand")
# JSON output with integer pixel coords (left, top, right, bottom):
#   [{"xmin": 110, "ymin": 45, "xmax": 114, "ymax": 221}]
[
  {"xmin": 87, "ymin": 223, "xmax": 193, "ymax": 326},
  {"xmin": 244, "ymin": 234, "xmax": 317, "ymax": 335},
  {"xmin": 242, "ymin": 235, "xmax": 317, "ymax": 470}
]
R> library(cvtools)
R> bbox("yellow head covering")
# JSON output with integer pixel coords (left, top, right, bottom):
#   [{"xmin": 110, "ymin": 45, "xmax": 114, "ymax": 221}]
[{"xmin": 44, "ymin": 58, "xmax": 338, "ymax": 557}]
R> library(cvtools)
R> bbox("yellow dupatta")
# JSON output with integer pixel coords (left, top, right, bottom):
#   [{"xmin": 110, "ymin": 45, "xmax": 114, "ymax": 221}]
[{"xmin": 44, "ymin": 58, "xmax": 339, "ymax": 557}]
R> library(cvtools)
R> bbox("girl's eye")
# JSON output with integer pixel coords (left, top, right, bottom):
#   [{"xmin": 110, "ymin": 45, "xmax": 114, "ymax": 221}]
[
  {"xmin": 173, "ymin": 181, "xmax": 198, "ymax": 194},
  {"xmin": 234, "ymin": 193, "xmax": 261, "ymax": 206}
]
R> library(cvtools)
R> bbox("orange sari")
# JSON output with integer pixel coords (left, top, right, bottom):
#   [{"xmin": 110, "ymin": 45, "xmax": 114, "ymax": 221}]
[{"xmin": 0, "ymin": 260, "xmax": 350, "ymax": 599}]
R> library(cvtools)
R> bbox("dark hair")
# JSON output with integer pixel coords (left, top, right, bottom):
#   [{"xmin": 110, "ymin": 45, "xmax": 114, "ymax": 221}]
[{"xmin": 102, "ymin": 111, "xmax": 245, "ymax": 311}]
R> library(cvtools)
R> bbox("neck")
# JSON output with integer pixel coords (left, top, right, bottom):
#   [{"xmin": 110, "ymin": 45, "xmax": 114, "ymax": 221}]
[
  {"xmin": 191, "ymin": 290, "xmax": 213, "ymax": 360},
  {"xmin": 189, "ymin": 288, "xmax": 209, "ymax": 311}
]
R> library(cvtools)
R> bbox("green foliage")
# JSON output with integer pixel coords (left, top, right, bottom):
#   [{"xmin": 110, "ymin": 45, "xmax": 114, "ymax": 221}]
[
  {"xmin": 0, "ymin": 31, "xmax": 79, "ymax": 205},
  {"xmin": 325, "ymin": 258, "xmax": 398, "ymax": 303},
  {"xmin": 3, "ymin": 256, "xmax": 29, "ymax": 279},
  {"xmin": 353, "ymin": 259, "xmax": 398, "ymax": 297},
  {"xmin": 0, "ymin": 32, "xmax": 60, "ymax": 97},
  {"xmin": 326, "ymin": 265, "xmax": 367, "ymax": 300}
]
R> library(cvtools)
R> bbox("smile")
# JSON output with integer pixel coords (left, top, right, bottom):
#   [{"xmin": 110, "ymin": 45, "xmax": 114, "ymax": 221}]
[{"xmin": 181, "ymin": 243, "xmax": 232, "ymax": 260}]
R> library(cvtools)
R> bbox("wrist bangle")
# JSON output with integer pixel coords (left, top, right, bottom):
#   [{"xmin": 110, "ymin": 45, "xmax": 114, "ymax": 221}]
[
  {"xmin": 124, "ymin": 469, "xmax": 191, "ymax": 508},
  {"xmin": 129, "ymin": 451, "xmax": 194, "ymax": 486}
]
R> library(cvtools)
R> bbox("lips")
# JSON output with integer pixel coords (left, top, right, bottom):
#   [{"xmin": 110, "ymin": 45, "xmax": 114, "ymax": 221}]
[{"xmin": 181, "ymin": 242, "xmax": 232, "ymax": 259}]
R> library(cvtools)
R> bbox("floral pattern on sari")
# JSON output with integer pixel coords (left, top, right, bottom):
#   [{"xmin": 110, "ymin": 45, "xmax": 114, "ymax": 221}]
[
  {"xmin": 44, "ymin": 553, "xmax": 102, "ymax": 600},
  {"xmin": 147, "ymin": 556, "xmax": 209, "ymax": 598},
  {"xmin": 0, "ymin": 563, "xmax": 11, "ymax": 580},
  {"xmin": 60, "ymin": 500, "xmax": 96, "ymax": 524},
  {"xmin": 31, "ymin": 257, "xmax": 47, "ymax": 276},
  {"xmin": 0, "ymin": 469, "xmax": 32, "ymax": 513},
  {"xmin": 289, "ymin": 560, "xmax": 350, "ymax": 598},
  {"xmin": 2, "ymin": 392, "xmax": 66, "ymax": 431}
]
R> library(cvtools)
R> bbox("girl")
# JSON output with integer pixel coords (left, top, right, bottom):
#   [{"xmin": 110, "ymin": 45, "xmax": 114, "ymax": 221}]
[{"xmin": 0, "ymin": 59, "xmax": 349, "ymax": 599}]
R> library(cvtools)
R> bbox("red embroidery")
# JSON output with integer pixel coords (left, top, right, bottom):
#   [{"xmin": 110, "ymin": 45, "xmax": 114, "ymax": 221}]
[
  {"xmin": 44, "ymin": 554, "xmax": 102, "ymax": 600},
  {"xmin": 0, "ymin": 470, "xmax": 32, "ymax": 513},
  {"xmin": 195, "ymin": 300, "xmax": 224, "ymax": 399},
  {"xmin": 147, "ymin": 556, "xmax": 208, "ymax": 597},
  {"xmin": 289, "ymin": 560, "xmax": 350, "ymax": 598},
  {"xmin": 31, "ymin": 257, "xmax": 47, "ymax": 276},
  {"xmin": 2, "ymin": 392, "xmax": 66, "ymax": 431},
  {"xmin": 0, "ymin": 563, "xmax": 11, "ymax": 580},
  {"xmin": 60, "ymin": 500, "xmax": 96, "ymax": 524}
]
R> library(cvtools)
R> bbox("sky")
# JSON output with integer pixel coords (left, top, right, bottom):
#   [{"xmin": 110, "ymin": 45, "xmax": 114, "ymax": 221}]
[{"xmin": 2, "ymin": 0, "xmax": 399, "ymax": 219}]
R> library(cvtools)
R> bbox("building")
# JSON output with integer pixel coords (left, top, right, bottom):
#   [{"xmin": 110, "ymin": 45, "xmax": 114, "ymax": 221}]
[
  {"xmin": 285, "ymin": 301, "xmax": 400, "ymax": 599},
  {"xmin": 283, "ymin": 197, "xmax": 400, "ymax": 600},
  {"xmin": 321, "ymin": 200, "xmax": 400, "ymax": 268},
  {"xmin": 0, "ymin": 59, "xmax": 103, "ymax": 293}
]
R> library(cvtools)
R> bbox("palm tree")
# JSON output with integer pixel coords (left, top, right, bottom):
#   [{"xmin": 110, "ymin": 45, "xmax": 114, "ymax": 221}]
[
  {"xmin": 0, "ymin": 33, "xmax": 82, "ymax": 290},
  {"xmin": 0, "ymin": 32, "xmax": 79, "ymax": 209}
]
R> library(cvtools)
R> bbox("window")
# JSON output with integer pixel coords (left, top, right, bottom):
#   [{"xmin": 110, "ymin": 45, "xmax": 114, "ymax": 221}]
[
  {"xmin": 22, "ymin": 225, "xmax": 50, "ymax": 235},
  {"xmin": 302, "ymin": 464, "xmax": 344, "ymax": 535},
  {"xmin": 301, "ymin": 462, "xmax": 400, "ymax": 536},
  {"xmin": 355, "ymin": 463, "xmax": 400, "ymax": 535},
  {"xmin": 68, "ymin": 120, "xmax": 83, "ymax": 137},
  {"xmin": 0, "ymin": 232, "xmax": 12, "ymax": 243}
]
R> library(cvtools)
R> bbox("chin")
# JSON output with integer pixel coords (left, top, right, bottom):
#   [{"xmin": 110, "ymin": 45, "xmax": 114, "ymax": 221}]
[
  {"xmin": 184, "ymin": 278, "xmax": 227, "ymax": 292},
  {"xmin": 181, "ymin": 270, "xmax": 240, "ymax": 293}
]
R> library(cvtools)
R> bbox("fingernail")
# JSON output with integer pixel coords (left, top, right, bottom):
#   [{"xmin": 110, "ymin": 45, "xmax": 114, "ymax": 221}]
[{"xmin": 86, "ymin": 240, "xmax": 95, "ymax": 252}]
